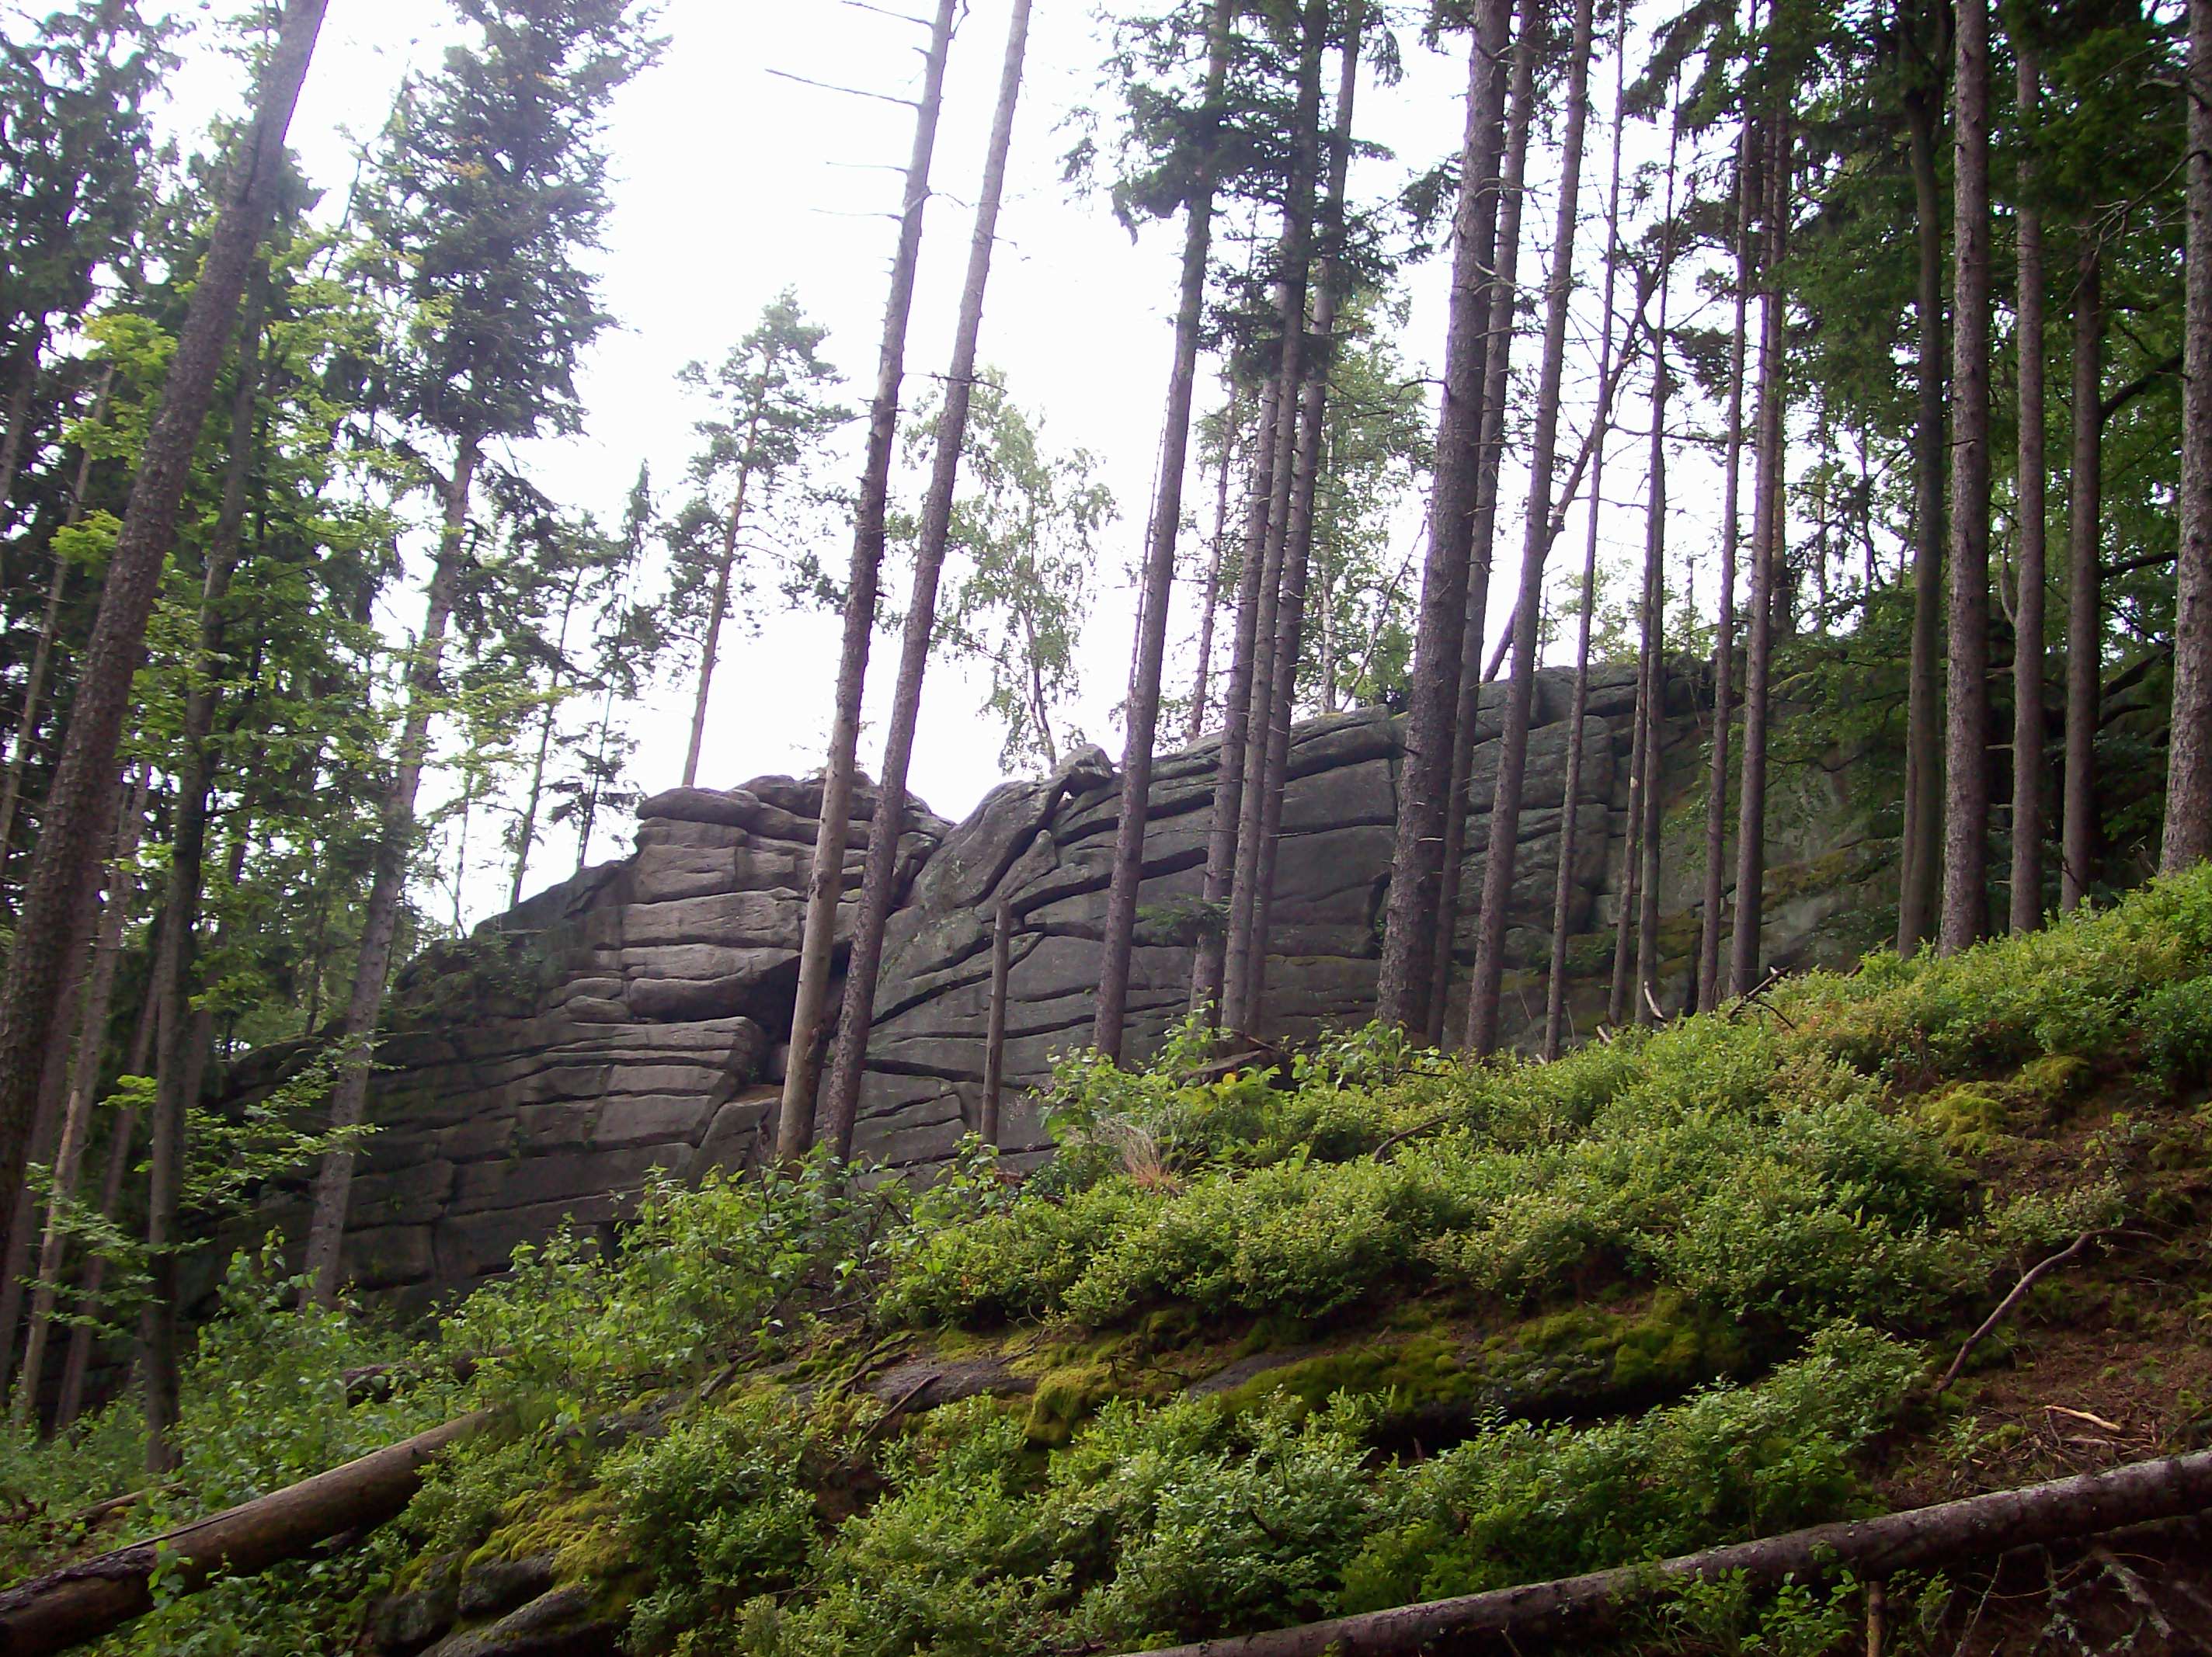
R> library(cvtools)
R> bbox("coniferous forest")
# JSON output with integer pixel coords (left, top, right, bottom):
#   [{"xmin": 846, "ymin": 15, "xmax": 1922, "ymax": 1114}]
[{"xmin": 4, "ymin": 0, "xmax": 2212, "ymax": 1651}]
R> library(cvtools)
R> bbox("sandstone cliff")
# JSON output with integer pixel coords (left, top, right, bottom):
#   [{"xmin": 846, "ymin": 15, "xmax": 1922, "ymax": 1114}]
[{"xmin": 228, "ymin": 665, "xmax": 1890, "ymax": 1310}]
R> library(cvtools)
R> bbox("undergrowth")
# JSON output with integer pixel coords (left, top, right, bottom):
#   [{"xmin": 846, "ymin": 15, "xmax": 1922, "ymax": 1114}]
[{"xmin": 2, "ymin": 863, "xmax": 2207, "ymax": 1655}]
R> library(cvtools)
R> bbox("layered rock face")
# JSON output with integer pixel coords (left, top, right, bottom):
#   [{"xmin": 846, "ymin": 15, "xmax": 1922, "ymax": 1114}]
[{"xmin": 235, "ymin": 663, "xmax": 1887, "ymax": 1308}]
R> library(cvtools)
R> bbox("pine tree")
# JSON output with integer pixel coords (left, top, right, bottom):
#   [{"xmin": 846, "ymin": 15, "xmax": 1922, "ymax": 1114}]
[
  {"xmin": 2168, "ymin": 0, "xmax": 2212, "ymax": 871},
  {"xmin": 298, "ymin": 0, "xmax": 659, "ymax": 1307},
  {"xmin": 823, "ymin": 0, "xmax": 1035, "ymax": 1160},
  {"xmin": 671, "ymin": 294, "xmax": 845, "ymax": 791},
  {"xmin": 1466, "ymin": 0, "xmax": 1599, "ymax": 1056},
  {"xmin": 1697, "ymin": 116, "xmax": 1754, "ymax": 1012},
  {"xmin": 1374, "ymin": 0, "xmax": 1512, "ymax": 1034},
  {"xmin": 2011, "ymin": 41, "xmax": 2047, "ymax": 931},
  {"xmin": 777, "ymin": 0, "xmax": 960, "ymax": 1162},
  {"xmin": 1096, "ymin": 0, "xmax": 1236, "ymax": 1062},
  {"xmin": 0, "ymin": 0, "xmax": 327, "ymax": 1297},
  {"xmin": 1939, "ymin": 0, "xmax": 1995, "ymax": 952},
  {"xmin": 1730, "ymin": 106, "xmax": 1789, "ymax": 998}
]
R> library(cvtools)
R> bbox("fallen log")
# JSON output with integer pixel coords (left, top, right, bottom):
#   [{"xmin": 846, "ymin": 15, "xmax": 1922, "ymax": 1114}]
[
  {"xmin": 0, "ymin": 1411, "xmax": 487, "ymax": 1657},
  {"xmin": 1111, "ymin": 1448, "xmax": 2212, "ymax": 1657}
]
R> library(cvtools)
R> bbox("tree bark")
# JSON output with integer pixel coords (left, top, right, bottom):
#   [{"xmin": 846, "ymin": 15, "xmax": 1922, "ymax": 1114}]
[
  {"xmin": 2010, "ymin": 47, "xmax": 2046, "ymax": 931},
  {"xmin": 0, "ymin": 888, "xmax": 90, "ymax": 1385},
  {"xmin": 2061, "ymin": 243, "xmax": 2102, "ymax": 911},
  {"xmin": 1185, "ymin": 388, "xmax": 1242, "ymax": 745},
  {"xmin": 1632, "ymin": 116, "xmax": 1682, "ymax": 1026},
  {"xmin": 1436, "ymin": 17, "xmax": 1538, "ymax": 1046},
  {"xmin": 776, "ymin": 0, "xmax": 958, "ymax": 1161},
  {"xmin": 1940, "ymin": 0, "xmax": 1994, "ymax": 952},
  {"xmin": 1464, "ymin": 0, "xmax": 1599, "ymax": 1057},
  {"xmin": 1222, "ymin": 0, "xmax": 1330, "ymax": 1038},
  {"xmin": 681, "ymin": 387, "xmax": 771, "ymax": 791},
  {"xmin": 11, "ymin": 769, "xmax": 147, "ymax": 1425},
  {"xmin": 1103, "ymin": 1449, "xmax": 2212, "ymax": 1657},
  {"xmin": 0, "ymin": 0, "xmax": 325, "ymax": 1256},
  {"xmin": 1190, "ymin": 377, "xmax": 1281, "ymax": 1020},
  {"xmin": 0, "ymin": 1412, "xmax": 487, "ymax": 1657},
  {"xmin": 1094, "ymin": 0, "xmax": 1234, "ymax": 1063},
  {"xmin": 1543, "ymin": 23, "xmax": 1630, "ymax": 1061},
  {"xmin": 1897, "ymin": 63, "xmax": 1947, "ymax": 956},
  {"xmin": 0, "ymin": 366, "xmax": 110, "ymax": 897},
  {"xmin": 510, "ymin": 573, "xmax": 582, "ymax": 908},
  {"xmin": 1697, "ymin": 117, "xmax": 1755, "ymax": 1012},
  {"xmin": 1236, "ymin": 0, "xmax": 1365, "ymax": 1033},
  {"xmin": 54, "ymin": 985, "xmax": 154, "ymax": 1433},
  {"xmin": 2167, "ymin": 0, "xmax": 2212, "ymax": 873},
  {"xmin": 1730, "ymin": 113, "xmax": 1789, "ymax": 998},
  {"xmin": 1375, "ymin": 0, "xmax": 1513, "ymax": 1035},
  {"xmin": 295, "ymin": 437, "xmax": 475, "ymax": 1315},
  {"xmin": 822, "ymin": 0, "xmax": 1031, "ymax": 1159}
]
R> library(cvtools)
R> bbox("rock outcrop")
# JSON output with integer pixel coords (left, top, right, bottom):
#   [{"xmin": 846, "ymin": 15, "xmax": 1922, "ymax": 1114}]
[{"xmin": 228, "ymin": 663, "xmax": 1890, "ymax": 1310}]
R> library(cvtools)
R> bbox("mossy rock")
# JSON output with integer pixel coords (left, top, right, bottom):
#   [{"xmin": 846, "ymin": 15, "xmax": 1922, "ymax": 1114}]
[
  {"xmin": 1024, "ymin": 1363, "xmax": 1116, "ymax": 1446},
  {"xmin": 1212, "ymin": 1293, "xmax": 1739, "ymax": 1440}
]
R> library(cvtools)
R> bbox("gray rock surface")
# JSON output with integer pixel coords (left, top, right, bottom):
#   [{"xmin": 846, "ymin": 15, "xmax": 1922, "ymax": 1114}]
[{"xmin": 231, "ymin": 662, "xmax": 1884, "ymax": 1309}]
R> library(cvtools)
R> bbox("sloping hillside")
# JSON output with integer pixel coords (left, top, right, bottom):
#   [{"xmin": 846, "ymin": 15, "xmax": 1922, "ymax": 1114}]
[{"xmin": 9, "ymin": 868, "xmax": 2212, "ymax": 1655}]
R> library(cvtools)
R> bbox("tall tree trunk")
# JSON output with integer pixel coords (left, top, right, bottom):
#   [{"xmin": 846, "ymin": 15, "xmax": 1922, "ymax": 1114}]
[
  {"xmin": 1634, "ymin": 134, "xmax": 1680, "ymax": 1023},
  {"xmin": 1940, "ymin": 0, "xmax": 1994, "ymax": 953},
  {"xmin": 0, "ymin": 0, "xmax": 325, "ymax": 1239},
  {"xmin": 1374, "ymin": 0, "xmax": 1514, "ymax": 1034},
  {"xmin": 2010, "ymin": 46, "xmax": 2047, "ymax": 931},
  {"xmin": 0, "ymin": 367, "xmax": 110, "ymax": 896},
  {"xmin": 1223, "ymin": 0, "xmax": 1329, "ymax": 1039},
  {"xmin": 820, "ymin": 0, "xmax": 1031, "ymax": 1159},
  {"xmin": 1190, "ymin": 377, "xmax": 1281, "ymax": 1018},
  {"xmin": 1697, "ymin": 117, "xmax": 1754, "ymax": 1011},
  {"xmin": 776, "ymin": 0, "xmax": 958, "ymax": 1162},
  {"xmin": 54, "ymin": 985, "xmax": 155, "ymax": 1433},
  {"xmin": 0, "ymin": 326, "xmax": 45, "ymax": 549},
  {"xmin": 576, "ymin": 468, "xmax": 650, "ymax": 874},
  {"xmin": 510, "ymin": 574, "xmax": 583, "ymax": 909},
  {"xmin": 1184, "ymin": 387, "xmax": 1242, "ymax": 745},
  {"xmin": 1897, "ymin": 70, "xmax": 1947, "ymax": 955},
  {"xmin": 2061, "ymin": 243, "xmax": 2103, "ymax": 911},
  {"xmin": 1435, "ymin": 0, "xmax": 1537, "ymax": 1044},
  {"xmin": 294, "ymin": 437, "xmax": 476, "ymax": 1318},
  {"xmin": 2168, "ymin": 0, "xmax": 2212, "ymax": 872},
  {"xmin": 1093, "ymin": 0, "xmax": 1234, "ymax": 1062},
  {"xmin": 1729, "ymin": 114, "xmax": 1789, "ymax": 997},
  {"xmin": 681, "ymin": 389, "xmax": 770, "ymax": 790},
  {"xmin": 11, "ymin": 769, "xmax": 146, "ymax": 1424},
  {"xmin": 1236, "ymin": 0, "xmax": 1364, "ymax": 1032},
  {"xmin": 1543, "ymin": 22, "xmax": 1630, "ymax": 1061},
  {"xmin": 0, "ymin": 878, "xmax": 91, "ymax": 1383},
  {"xmin": 1464, "ymin": 0, "xmax": 1599, "ymax": 1057}
]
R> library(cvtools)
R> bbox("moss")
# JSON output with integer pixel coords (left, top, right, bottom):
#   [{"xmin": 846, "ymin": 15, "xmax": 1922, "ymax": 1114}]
[
  {"xmin": 2010, "ymin": 1054, "xmax": 2094, "ymax": 1113},
  {"xmin": 1917, "ymin": 1082, "xmax": 2015, "ymax": 1153},
  {"xmin": 1216, "ymin": 1294, "xmax": 1739, "ymax": 1433},
  {"xmin": 475, "ymin": 1489, "xmax": 629, "ymax": 1583},
  {"xmin": 1024, "ymin": 1363, "xmax": 1115, "ymax": 1445}
]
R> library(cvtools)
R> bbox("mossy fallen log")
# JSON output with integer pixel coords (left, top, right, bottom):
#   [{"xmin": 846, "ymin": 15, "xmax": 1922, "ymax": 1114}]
[
  {"xmin": 1115, "ymin": 1448, "xmax": 2212, "ymax": 1657},
  {"xmin": 0, "ymin": 1412, "xmax": 487, "ymax": 1657}
]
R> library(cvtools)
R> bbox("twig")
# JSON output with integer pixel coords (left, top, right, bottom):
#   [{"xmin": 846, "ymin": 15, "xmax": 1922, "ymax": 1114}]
[
  {"xmin": 1931, "ymin": 1231, "xmax": 2102, "ymax": 1398},
  {"xmin": 764, "ymin": 67, "xmax": 918, "ymax": 107},
  {"xmin": 2089, "ymin": 1544, "xmax": 2188, "ymax": 1647},
  {"xmin": 1370, "ymin": 1111, "xmax": 1454, "ymax": 1162},
  {"xmin": 1864, "ymin": 1577, "xmax": 1887, "ymax": 1657},
  {"xmin": 859, "ymin": 1373, "xmax": 936, "ymax": 1444}
]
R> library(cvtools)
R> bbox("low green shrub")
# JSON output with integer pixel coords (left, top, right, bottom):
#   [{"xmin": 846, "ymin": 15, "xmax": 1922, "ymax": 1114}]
[{"xmin": 1338, "ymin": 1323, "xmax": 1920, "ymax": 1610}]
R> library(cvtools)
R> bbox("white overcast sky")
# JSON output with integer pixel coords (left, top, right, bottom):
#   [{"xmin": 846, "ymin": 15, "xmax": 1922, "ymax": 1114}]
[{"xmin": 140, "ymin": 0, "xmax": 1782, "ymax": 922}]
